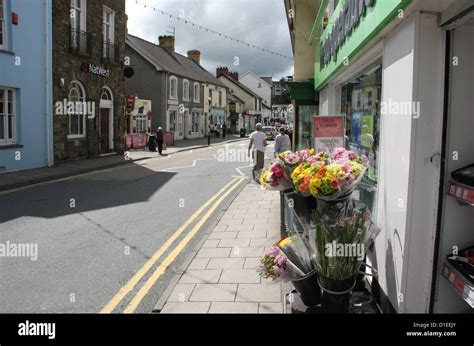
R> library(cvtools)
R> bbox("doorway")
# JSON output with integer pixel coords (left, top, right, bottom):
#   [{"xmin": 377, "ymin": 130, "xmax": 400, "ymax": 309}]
[{"xmin": 99, "ymin": 87, "xmax": 114, "ymax": 154}]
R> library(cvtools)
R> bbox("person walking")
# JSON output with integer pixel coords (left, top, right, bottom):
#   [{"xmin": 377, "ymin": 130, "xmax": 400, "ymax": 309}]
[
  {"xmin": 248, "ymin": 123, "xmax": 267, "ymax": 182},
  {"xmin": 222, "ymin": 122, "xmax": 227, "ymax": 139},
  {"xmin": 156, "ymin": 127, "xmax": 164, "ymax": 155},
  {"xmin": 274, "ymin": 127, "xmax": 291, "ymax": 155}
]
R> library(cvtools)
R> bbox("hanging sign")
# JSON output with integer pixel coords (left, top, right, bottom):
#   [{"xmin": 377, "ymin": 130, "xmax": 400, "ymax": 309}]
[{"xmin": 314, "ymin": 115, "xmax": 345, "ymax": 152}]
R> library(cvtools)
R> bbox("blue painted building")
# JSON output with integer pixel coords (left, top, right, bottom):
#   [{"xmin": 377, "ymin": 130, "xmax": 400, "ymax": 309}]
[{"xmin": 0, "ymin": 0, "xmax": 53, "ymax": 172}]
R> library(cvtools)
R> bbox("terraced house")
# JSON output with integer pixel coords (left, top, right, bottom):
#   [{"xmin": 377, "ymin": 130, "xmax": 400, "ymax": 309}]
[{"xmin": 125, "ymin": 34, "xmax": 227, "ymax": 141}]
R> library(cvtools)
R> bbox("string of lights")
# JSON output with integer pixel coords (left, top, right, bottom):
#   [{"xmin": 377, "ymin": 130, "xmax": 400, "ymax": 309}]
[{"xmin": 134, "ymin": 0, "xmax": 294, "ymax": 60}]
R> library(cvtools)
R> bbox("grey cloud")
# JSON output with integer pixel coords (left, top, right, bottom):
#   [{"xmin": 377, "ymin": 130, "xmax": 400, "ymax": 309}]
[{"xmin": 126, "ymin": 0, "xmax": 294, "ymax": 80}]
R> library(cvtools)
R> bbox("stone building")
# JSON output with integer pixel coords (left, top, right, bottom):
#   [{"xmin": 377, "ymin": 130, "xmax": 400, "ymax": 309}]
[{"xmin": 52, "ymin": 0, "xmax": 126, "ymax": 162}]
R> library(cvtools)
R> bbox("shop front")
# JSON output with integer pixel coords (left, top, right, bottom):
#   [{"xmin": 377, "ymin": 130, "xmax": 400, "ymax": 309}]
[
  {"xmin": 124, "ymin": 97, "xmax": 152, "ymax": 149},
  {"xmin": 280, "ymin": 0, "xmax": 473, "ymax": 313}
]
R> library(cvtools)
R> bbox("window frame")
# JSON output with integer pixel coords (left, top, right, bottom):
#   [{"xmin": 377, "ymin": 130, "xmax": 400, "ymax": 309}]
[
  {"xmin": 0, "ymin": 0, "xmax": 7, "ymax": 50},
  {"xmin": 0, "ymin": 87, "xmax": 16, "ymax": 145},
  {"xmin": 169, "ymin": 75, "xmax": 178, "ymax": 100},
  {"xmin": 193, "ymin": 82, "xmax": 200, "ymax": 103},
  {"xmin": 70, "ymin": 0, "xmax": 87, "ymax": 32},
  {"xmin": 102, "ymin": 6, "xmax": 115, "ymax": 44},
  {"xmin": 67, "ymin": 80, "xmax": 87, "ymax": 139},
  {"xmin": 183, "ymin": 79, "xmax": 190, "ymax": 101}
]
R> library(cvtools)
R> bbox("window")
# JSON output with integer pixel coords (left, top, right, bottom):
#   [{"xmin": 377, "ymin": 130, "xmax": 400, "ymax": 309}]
[
  {"xmin": 67, "ymin": 81, "xmax": 86, "ymax": 138},
  {"xmin": 0, "ymin": 88, "xmax": 16, "ymax": 145},
  {"xmin": 340, "ymin": 61, "xmax": 382, "ymax": 217},
  {"xmin": 0, "ymin": 0, "xmax": 6, "ymax": 50},
  {"xmin": 258, "ymin": 83, "xmax": 262, "ymax": 88},
  {"xmin": 102, "ymin": 6, "xmax": 115, "ymax": 60},
  {"xmin": 193, "ymin": 82, "xmax": 200, "ymax": 103},
  {"xmin": 168, "ymin": 109, "xmax": 177, "ymax": 131},
  {"xmin": 70, "ymin": 0, "xmax": 89, "ymax": 54},
  {"xmin": 136, "ymin": 115, "xmax": 147, "ymax": 133},
  {"xmin": 169, "ymin": 76, "xmax": 178, "ymax": 100},
  {"xmin": 218, "ymin": 91, "xmax": 222, "ymax": 106},
  {"xmin": 192, "ymin": 111, "xmax": 200, "ymax": 132},
  {"xmin": 183, "ymin": 80, "xmax": 190, "ymax": 101}
]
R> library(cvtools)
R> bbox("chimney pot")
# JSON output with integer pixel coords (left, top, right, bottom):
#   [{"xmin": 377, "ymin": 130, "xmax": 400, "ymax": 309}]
[
  {"xmin": 158, "ymin": 35, "xmax": 175, "ymax": 53},
  {"xmin": 187, "ymin": 50, "xmax": 201, "ymax": 65}
]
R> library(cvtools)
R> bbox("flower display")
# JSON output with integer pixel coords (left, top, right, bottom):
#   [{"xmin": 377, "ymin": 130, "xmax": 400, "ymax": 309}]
[
  {"xmin": 260, "ymin": 161, "xmax": 292, "ymax": 191},
  {"xmin": 258, "ymin": 245, "xmax": 288, "ymax": 281}
]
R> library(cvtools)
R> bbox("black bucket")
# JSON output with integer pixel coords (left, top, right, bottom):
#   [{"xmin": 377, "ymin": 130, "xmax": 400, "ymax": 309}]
[
  {"xmin": 291, "ymin": 269, "xmax": 321, "ymax": 307},
  {"xmin": 318, "ymin": 275, "xmax": 356, "ymax": 313}
]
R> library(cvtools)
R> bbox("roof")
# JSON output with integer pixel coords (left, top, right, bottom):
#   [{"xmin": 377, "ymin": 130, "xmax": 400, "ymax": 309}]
[
  {"xmin": 261, "ymin": 77, "xmax": 273, "ymax": 86},
  {"xmin": 226, "ymin": 91, "xmax": 245, "ymax": 104},
  {"xmin": 218, "ymin": 74, "xmax": 263, "ymax": 100},
  {"xmin": 240, "ymin": 71, "xmax": 272, "ymax": 88},
  {"xmin": 126, "ymin": 34, "xmax": 227, "ymax": 88},
  {"xmin": 263, "ymin": 103, "xmax": 272, "ymax": 110}
]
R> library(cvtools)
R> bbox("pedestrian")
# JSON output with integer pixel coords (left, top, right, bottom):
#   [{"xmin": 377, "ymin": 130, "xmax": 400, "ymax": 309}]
[
  {"xmin": 214, "ymin": 123, "xmax": 219, "ymax": 137},
  {"xmin": 274, "ymin": 127, "xmax": 291, "ymax": 155},
  {"xmin": 210, "ymin": 123, "xmax": 215, "ymax": 137},
  {"xmin": 222, "ymin": 122, "xmax": 227, "ymax": 139},
  {"xmin": 248, "ymin": 123, "xmax": 267, "ymax": 182},
  {"xmin": 156, "ymin": 126, "xmax": 164, "ymax": 155}
]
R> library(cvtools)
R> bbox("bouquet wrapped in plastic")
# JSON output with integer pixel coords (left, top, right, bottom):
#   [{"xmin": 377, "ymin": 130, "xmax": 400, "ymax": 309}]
[
  {"xmin": 258, "ymin": 234, "xmax": 314, "ymax": 282},
  {"xmin": 259, "ymin": 161, "xmax": 292, "ymax": 191}
]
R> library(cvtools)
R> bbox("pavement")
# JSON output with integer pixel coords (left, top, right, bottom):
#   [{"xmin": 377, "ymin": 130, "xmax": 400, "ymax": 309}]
[
  {"xmin": 157, "ymin": 182, "xmax": 292, "ymax": 314},
  {"xmin": 0, "ymin": 134, "xmax": 246, "ymax": 192}
]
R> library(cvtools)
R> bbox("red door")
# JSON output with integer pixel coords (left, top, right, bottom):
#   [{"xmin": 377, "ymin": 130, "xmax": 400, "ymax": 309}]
[{"xmin": 100, "ymin": 108, "xmax": 109, "ymax": 153}]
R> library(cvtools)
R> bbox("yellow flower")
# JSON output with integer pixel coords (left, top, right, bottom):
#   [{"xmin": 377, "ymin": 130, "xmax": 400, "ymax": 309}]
[{"xmin": 310, "ymin": 148, "xmax": 315, "ymax": 155}]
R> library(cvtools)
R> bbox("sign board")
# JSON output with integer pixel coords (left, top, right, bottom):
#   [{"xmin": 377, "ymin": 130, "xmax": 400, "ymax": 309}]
[
  {"xmin": 81, "ymin": 63, "xmax": 110, "ymax": 77},
  {"xmin": 313, "ymin": 115, "xmax": 345, "ymax": 152},
  {"xmin": 125, "ymin": 96, "xmax": 135, "ymax": 114},
  {"xmin": 134, "ymin": 99, "xmax": 152, "ymax": 115}
]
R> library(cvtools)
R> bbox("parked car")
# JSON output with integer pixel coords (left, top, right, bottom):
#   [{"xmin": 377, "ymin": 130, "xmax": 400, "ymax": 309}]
[{"xmin": 262, "ymin": 126, "xmax": 277, "ymax": 140}]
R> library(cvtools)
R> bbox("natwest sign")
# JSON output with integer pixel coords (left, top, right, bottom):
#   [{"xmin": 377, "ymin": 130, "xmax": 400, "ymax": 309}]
[{"xmin": 81, "ymin": 63, "xmax": 110, "ymax": 77}]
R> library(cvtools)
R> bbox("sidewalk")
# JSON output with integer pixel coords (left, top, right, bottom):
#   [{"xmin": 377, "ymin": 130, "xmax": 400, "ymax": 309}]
[
  {"xmin": 0, "ymin": 135, "xmax": 246, "ymax": 192},
  {"xmin": 157, "ymin": 182, "xmax": 292, "ymax": 314}
]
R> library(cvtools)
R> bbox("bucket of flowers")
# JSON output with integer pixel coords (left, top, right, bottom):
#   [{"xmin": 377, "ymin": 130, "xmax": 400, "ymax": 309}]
[{"xmin": 259, "ymin": 161, "xmax": 293, "ymax": 191}]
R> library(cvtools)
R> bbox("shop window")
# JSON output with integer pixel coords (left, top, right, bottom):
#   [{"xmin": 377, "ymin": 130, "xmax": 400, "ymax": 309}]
[
  {"xmin": 192, "ymin": 111, "xmax": 200, "ymax": 132},
  {"xmin": 340, "ymin": 61, "xmax": 382, "ymax": 216},
  {"xmin": 193, "ymin": 82, "xmax": 200, "ymax": 103},
  {"xmin": 183, "ymin": 79, "xmax": 189, "ymax": 101},
  {"xmin": 169, "ymin": 76, "xmax": 178, "ymax": 100},
  {"xmin": 67, "ymin": 81, "xmax": 86, "ymax": 138},
  {"xmin": 0, "ymin": 88, "xmax": 16, "ymax": 145},
  {"xmin": 136, "ymin": 115, "xmax": 147, "ymax": 133},
  {"xmin": 296, "ymin": 105, "xmax": 317, "ymax": 150},
  {"xmin": 168, "ymin": 109, "xmax": 177, "ymax": 132}
]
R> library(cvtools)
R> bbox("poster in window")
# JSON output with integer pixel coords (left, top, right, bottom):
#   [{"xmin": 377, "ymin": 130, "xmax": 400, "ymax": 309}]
[
  {"xmin": 313, "ymin": 115, "xmax": 344, "ymax": 153},
  {"xmin": 360, "ymin": 115, "xmax": 374, "ymax": 149}
]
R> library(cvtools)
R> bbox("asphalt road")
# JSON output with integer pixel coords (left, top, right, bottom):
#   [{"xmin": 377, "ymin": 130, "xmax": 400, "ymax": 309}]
[{"xmin": 0, "ymin": 140, "xmax": 275, "ymax": 313}]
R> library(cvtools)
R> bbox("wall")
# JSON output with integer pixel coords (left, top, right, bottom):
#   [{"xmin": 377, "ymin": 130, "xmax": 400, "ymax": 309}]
[
  {"xmin": 0, "ymin": 0, "xmax": 53, "ymax": 172},
  {"xmin": 218, "ymin": 76, "xmax": 257, "ymax": 114},
  {"xmin": 240, "ymin": 73, "xmax": 271, "ymax": 107},
  {"xmin": 53, "ymin": 0, "xmax": 126, "ymax": 161},
  {"xmin": 293, "ymin": 0, "xmax": 317, "ymax": 80}
]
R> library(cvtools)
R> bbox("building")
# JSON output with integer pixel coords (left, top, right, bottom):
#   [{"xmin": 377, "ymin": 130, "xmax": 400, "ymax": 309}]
[
  {"xmin": 125, "ymin": 35, "xmax": 227, "ymax": 141},
  {"xmin": 240, "ymin": 71, "xmax": 273, "ymax": 125},
  {"xmin": 226, "ymin": 91, "xmax": 245, "ymax": 134},
  {"xmin": 287, "ymin": 0, "xmax": 474, "ymax": 313},
  {"xmin": 52, "ymin": 0, "xmax": 126, "ymax": 162},
  {"xmin": 0, "ymin": 0, "xmax": 53, "ymax": 172},
  {"xmin": 217, "ymin": 67, "xmax": 263, "ymax": 132}
]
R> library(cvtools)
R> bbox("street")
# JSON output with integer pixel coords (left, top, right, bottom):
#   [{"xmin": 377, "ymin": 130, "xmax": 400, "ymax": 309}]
[{"xmin": 0, "ymin": 140, "xmax": 274, "ymax": 313}]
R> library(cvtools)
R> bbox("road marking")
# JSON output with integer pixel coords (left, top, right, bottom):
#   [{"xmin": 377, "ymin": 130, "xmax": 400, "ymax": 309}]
[
  {"xmin": 123, "ymin": 177, "xmax": 246, "ymax": 313},
  {"xmin": 100, "ymin": 177, "xmax": 240, "ymax": 313},
  {"xmin": 158, "ymin": 157, "xmax": 215, "ymax": 172},
  {"xmin": 235, "ymin": 164, "xmax": 253, "ymax": 177}
]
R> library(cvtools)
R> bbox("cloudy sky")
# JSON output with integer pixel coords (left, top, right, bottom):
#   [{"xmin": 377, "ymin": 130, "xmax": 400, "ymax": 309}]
[{"xmin": 126, "ymin": 0, "xmax": 294, "ymax": 80}]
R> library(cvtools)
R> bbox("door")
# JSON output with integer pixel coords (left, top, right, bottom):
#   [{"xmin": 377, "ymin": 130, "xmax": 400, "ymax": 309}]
[{"xmin": 100, "ymin": 108, "xmax": 109, "ymax": 153}]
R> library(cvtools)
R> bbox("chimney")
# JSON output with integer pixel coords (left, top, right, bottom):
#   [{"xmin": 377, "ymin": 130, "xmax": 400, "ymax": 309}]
[
  {"xmin": 187, "ymin": 50, "xmax": 201, "ymax": 65},
  {"xmin": 216, "ymin": 66, "xmax": 229, "ymax": 78},
  {"xmin": 229, "ymin": 71, "xmax": 239, "ymax": 81},
  {"xmin": 158, "ymin": 35, "xmax": 175, "ymax": 53}
]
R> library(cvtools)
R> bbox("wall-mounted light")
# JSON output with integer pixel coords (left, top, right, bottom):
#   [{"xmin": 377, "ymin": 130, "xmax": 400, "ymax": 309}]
[
  {"xmin": 59, "ymin": 78, "xmax": 65, "ymax": 88},
  {"xmin": 12, "ymin": 13, "xmax": 19, "ymax": 25}
]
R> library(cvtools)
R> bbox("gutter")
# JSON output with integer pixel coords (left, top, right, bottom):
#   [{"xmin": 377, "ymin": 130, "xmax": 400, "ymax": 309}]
[{"xmin": 45, "ymin": 0, "xmax": 52, "ymax": 167}]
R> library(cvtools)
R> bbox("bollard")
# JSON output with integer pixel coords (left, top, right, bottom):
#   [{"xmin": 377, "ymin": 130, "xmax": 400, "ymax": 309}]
[{"xmin": 208, "ymin": 133, "xmax": 211, "ymax": 146}]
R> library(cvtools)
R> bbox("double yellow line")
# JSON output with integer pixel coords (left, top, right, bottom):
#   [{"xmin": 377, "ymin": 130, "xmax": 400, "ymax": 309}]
[{"xmin": 100, "ymin": 176, "xmax": 246, "ymax": 314}]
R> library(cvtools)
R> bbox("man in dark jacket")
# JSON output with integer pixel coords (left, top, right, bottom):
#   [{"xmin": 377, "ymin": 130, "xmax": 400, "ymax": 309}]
[{"xmin": 156, "ymin": 127, "xmax": 164, "ymax": 155}]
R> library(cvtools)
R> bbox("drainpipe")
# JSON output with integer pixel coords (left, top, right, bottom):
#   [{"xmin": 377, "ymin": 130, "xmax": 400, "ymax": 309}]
[{"xmin": 45, "ymin": 0, "xmax": 52, "ymax": 166}]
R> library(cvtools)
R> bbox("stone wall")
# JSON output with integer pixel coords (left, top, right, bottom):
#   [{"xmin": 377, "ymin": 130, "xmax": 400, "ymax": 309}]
[{"xmin": 52, "ymin": 0, "xmax": 126, "ymax": 162}]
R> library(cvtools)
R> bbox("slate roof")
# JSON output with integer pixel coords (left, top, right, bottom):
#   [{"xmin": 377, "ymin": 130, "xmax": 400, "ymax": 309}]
[
  {"xmin": 126, "ymin": 34, "xmax": 227, "ymax": 88},
  {"xmin": 226, "ymin": 91, "xmax": 245, "ymax": 104}
]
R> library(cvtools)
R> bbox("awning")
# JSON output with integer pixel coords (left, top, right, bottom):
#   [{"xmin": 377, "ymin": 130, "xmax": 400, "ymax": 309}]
[{"xmin": 285, "ymin": 79, "xmax": 318, "ymax": 101}]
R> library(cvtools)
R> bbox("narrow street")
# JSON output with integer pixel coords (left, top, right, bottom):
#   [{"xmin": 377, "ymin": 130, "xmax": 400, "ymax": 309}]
[{"xmin": 0, "ymin": 141, "xmax": 274, "ymax": 313}]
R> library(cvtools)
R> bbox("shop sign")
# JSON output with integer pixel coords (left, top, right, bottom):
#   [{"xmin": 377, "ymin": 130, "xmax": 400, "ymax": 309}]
[
  {"xmin": 316, "ymin": 0, "xmax": 412, "ymax": 89},
  {"xmin": 125, "ymin": 96, "xmax": 135, "ymax": 114},
  {"xmin": 314, "ymin": 115, "xmax": 345, "ymax": 152},
  {"xmin": 81, "ymin": 63, "xmax": 110, "ymax": 77}
]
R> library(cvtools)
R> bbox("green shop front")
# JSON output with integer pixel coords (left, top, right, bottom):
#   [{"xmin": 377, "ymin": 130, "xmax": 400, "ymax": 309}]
[{"xmin": 282, "ymin": 0, "xmax": 474, "ymax": 313}]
